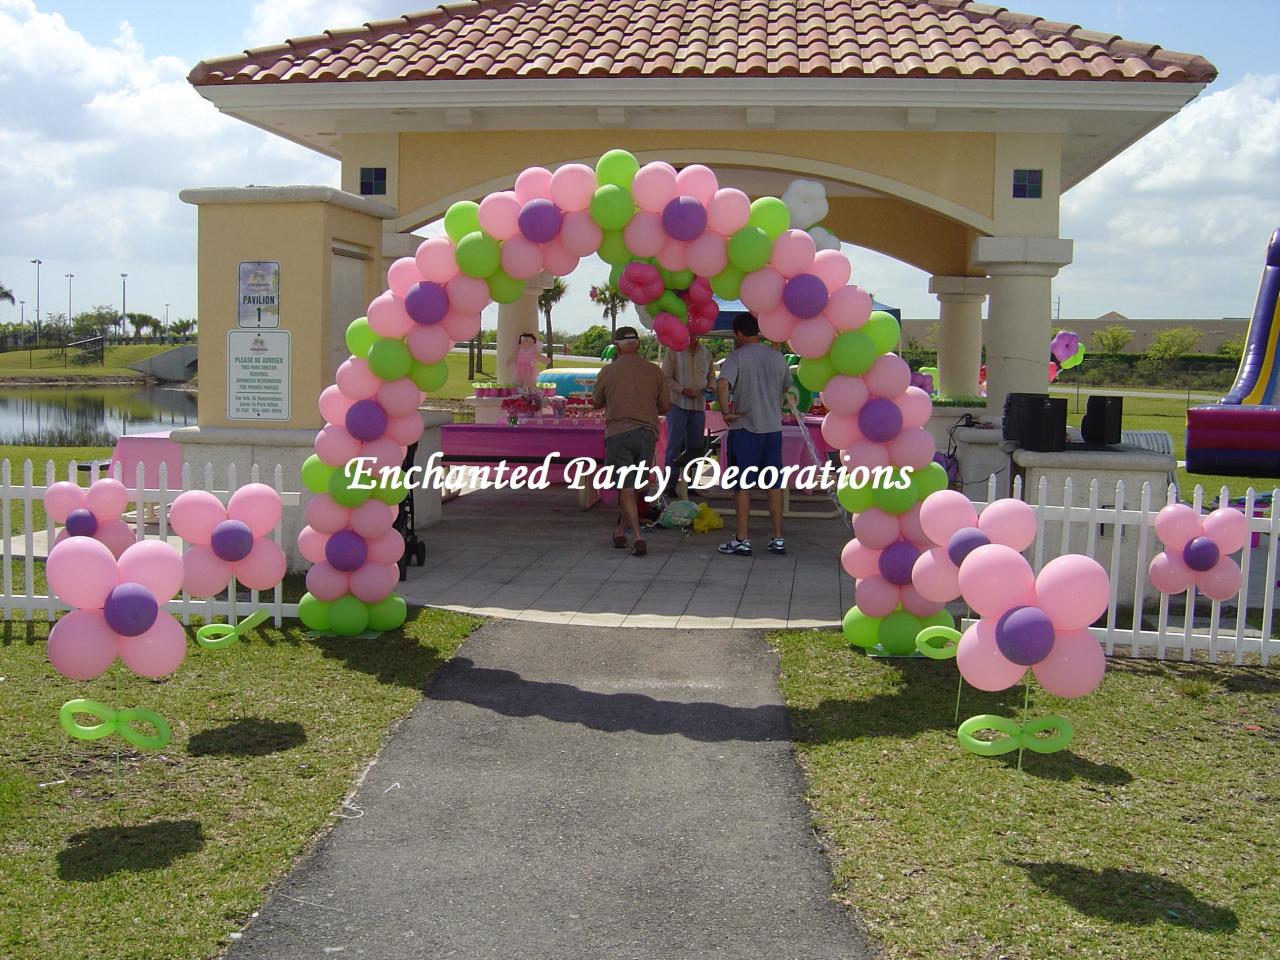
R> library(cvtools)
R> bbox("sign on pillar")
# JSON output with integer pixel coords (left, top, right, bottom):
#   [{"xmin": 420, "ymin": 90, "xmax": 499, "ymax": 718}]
[
  {"xmin": 237, "ymin": 261, "xmax": 280, "ymax": 327},
  {"xmin": 227, "ymin": 330, "xmax": 291, "ymax": 420}
]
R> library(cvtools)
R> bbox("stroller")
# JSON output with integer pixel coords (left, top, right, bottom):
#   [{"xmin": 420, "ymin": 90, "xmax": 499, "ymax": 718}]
[{"xmin": 393, "ymin": 442, "xmax": 427, "ymax": 580}]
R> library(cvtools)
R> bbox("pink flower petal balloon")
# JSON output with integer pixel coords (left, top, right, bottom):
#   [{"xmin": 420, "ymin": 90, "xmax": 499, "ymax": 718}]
[
  {"xmin": 821, "ymin": 412, "xmax": 861, "ymax": 450},
  {"xmin": 919, "ymin": 490, "xmax": 979, "ymax": 546},
  {"xmin": 854, "ymin": 575, "xmax": 900, "ymax": 618},
  {"xmin": 841, "ymin": 539, "xmax": 881, "ymax": 579},
  {"xmin": 441, "ymin": 311, "xmax": 480, "ymax": 342},
  {"xmin": 560, "ymin": 211, "xmax": 603, "ymax": 258},
  {"xmin": 447, "ymin": 275, "xmax": 493, "ymax": 313},
  {"xmin": 900, "ymin": 504, "xmax": 929, "ymax": 546},
  {"xmin": 541, "ymin": 238, "xmax": 579, "ymax": 276},
  {"xmin": 48, "ymin": 608, "xmax": 118, "ymax": 680},
  {"xmin": 367, "ymin": 293, "xmax": 414, "ymax": 339},
  {"xmin": 825, "ymin": 285, "xmax": 873, "ymax": 331},
  {"xmin": 1034, "ymin": 554, "xmax": 1110, "ymax": 631},
  {"xmin": 350, "ymin": 563, "xmax": 400, "ymax": 603},
  {"xmin": 1154, "ymin": 503, "xmax": 1201, "ymax": 550},
  {"xmin": 978, "ymin": 498, "xmax": 1038, "ymax": 552},
  {"xmin": 788, "ymin": 316, "xmax": 837, "ymax": 357},
  {"xmin": 368, "ymin": 528, "xmax": 408, "ymax": 564},
  {"xmin": 319, "ymin": 385, "xmax": 354, "ymax": 425},
  {"xmin": 853, "ymin": 508, "xmax": 901, "ymax": 549},
  {"xmin": 415, "ymin": 235, "xmax": 461, "ymax": 281},
  {"xmin": 1203, "ymin": 507, "xmax": 1249, "ymax": 554},
  {"xmin": 770, "ymin": 230, "xmax": 817, "ymax": 277},
  {"xmin": 182, "ymin": 544, "xmax": 232, "ymax": 598},
  {"xmin": 895, "ymin": 387, "xmax": 932, "ymax": 429},
  {"xmin": 44, "ymin": 481, "xmax": 86, "ymax": 523},
  {"xmin": 237, "ymin": 539, "xmax": 287, "ymax": 591},
  {"xmin": 864, "ymin": 354, "xmax": 911, "ymax": 398},
  {"xmin": 47, "ymin": 537, "xmax": 118, "ymax": 609},
  {"xmin": 476, "ymin": 193, "xmax": 521, "ymax": 242},
  {"xmin": 675, "ymin": 164, "xmax": 718, "ymax": 205},
  {"xmin": 707, "ymin": 188, "xmax": 751, "ymax": 235},
  {"xmin": 822, "ymin": 375, "xmax": 870, "ymax": 416},
  {"xmin": 377, "ymin": 378, "xmax": 424, "ymax": 418},
  {"xmin": 889, "ymin": 429, "xmax": 935, "ymax": 470},
  {"xmin": 96, "ymin": 519, "xmax": 136, "ymax": 558},
  {"xmin": 228, "ymin": 483, "xmax": 283, "ymax": 537},
  {"xmin": 757, "ymin": 307, "xmax": 795, "ymax": 344},
  {"xmin": 337, "ymin": 357, "xmax": 381, "ymax": 400},
  {"xmin": 632, "ymin": 162, "xmax": 678, "ymax": 212},
  {"xmin": 810, "ymin": 250, "xmax": 852, "ymax": 293},
  {"xmin": 305, "ymin": 495, "xmax": 350, "ymax": 535},
  {"xmin": 117, "ymin": 540, "xmax": 184, "ymax": 604},
  {"xmin": 298, "ymin": 526, "xmax": 330, "ymax": 564},
  {"xmin": 656, "ymin": 238, "xmax": 688, "ymax": 272},
  {"xmin": 1148, "ymin": 551, "xmax": 1194, "ymax": 594},
  {"xmin": 86, "ymin": 479, "xmax": 129, "ymax": 520},
  {"xmin": 350, "ymin": 500, "xmax": 396, "ymax": 538},
  {"xmin": 911, "ymin": 547, "xmax": 961, "ymax": 602},
  {"xmin": 624, "ymin": 211, "xmax": 666, "ymax": 258},
  {"xmin": 959, "ymin": 544, "xmax": 1036, "ymax": 618},
  {"xmin": 901, "ymin": 583, "xmax": 943, "ymax": 617},
  {"xmin": 501, "ymin": 235, "xmax": 544, "ymax": 279},
  {"xmin": 170, "ymin": 491, "xmax": 226, "ymax": 545},
  {"xmin": 956, "ymin": 619, "xmax": 1028, "ymax": 692},
  {"xmin": 841, "ymin": 440, "xmax": 891, "ymax": 470},
  {"xmin": 387, "ymin": 257, "xmax": 421, "ymax": 299},
  {"xmin": 118, "ymin": 612, "xmax": 186, "ymax": 679},
  {"xmin": 305, "ymin": 562, "xmax": 349, "ymax": 602},
  {"xmin": 1032, "ymin": 628, "xmax": 1105, "ymax": 698},
  {"xmin": 514, "ymin": 166, "xmax": 553, "ymax": 203},
  {"xmin": 407, "ymin": 323, "xmax": 451, "ymax": 365},
  {"xmin": 550, "ymin": 163, "xmax": 597, "ymax": 212},
  {"xmin": 1198, "ymin": 556, "xmax": 1241, "ymax": 602},
  {"xmin": 686, "ymin": 232, "xmax": 728, "ymax": 277}
]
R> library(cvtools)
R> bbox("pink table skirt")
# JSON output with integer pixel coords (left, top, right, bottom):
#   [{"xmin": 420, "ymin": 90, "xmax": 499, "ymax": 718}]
[
  {"xmin": 111, "ymin": 431, "xmax": 183, "ymax": 489},
  {"xmin": 704, "ymin": 413, "xmax": 833, "ymax": 476},
  {"xmin": 441, "ymin": 421, "xmax": 667, "ymax": 485}
]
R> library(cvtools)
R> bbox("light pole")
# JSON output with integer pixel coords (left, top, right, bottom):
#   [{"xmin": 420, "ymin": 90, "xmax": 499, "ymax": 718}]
[
  {"xmin": 19, "ymin": 300, "xmax": 24, "ymax": 349},
  {"xmin": 29, "ymin": 257, "xmax": 42, "ymax": 351},
  {"xmin": 120, "ymin": 273, "xmax": 128, "ymax": 340},
  {"xmin": 164, "ymin": 303, "xmax": 170, "ymax": 340},
  {"xmin": 65, "ymin": 273, "xmax": 74, "ymax": 325}
]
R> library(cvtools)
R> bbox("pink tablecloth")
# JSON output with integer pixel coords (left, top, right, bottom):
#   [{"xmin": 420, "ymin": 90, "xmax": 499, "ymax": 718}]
[
  {"xmin": 441, "ymin": 420, "xmax": 667, "ymax": 484},
  {"xmin": 111, "ymin": 431, "xmax": 183, "ymax": 489},
  {"xmin": 704, "ymin": 412, "xmax": 833, "ymax": 477}
]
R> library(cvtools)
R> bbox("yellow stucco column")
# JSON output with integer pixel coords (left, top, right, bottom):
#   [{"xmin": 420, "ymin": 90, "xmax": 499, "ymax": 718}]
[
  {"xmin": 972, "ymin": 237, "xmax": 1073, "ymax": 415},
  {"xmin": 496, "ymin": 276, "xmax": 548, "ymax": 386},
  {"xmin": 928, "ymin": 276, "xmax": 989, "ymax": 399}
]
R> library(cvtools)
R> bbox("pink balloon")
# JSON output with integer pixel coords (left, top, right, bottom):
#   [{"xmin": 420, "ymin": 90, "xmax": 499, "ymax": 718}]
[
  {"xmin": 47, "ymin": 537, "xmax": 117, "ymax": 609},
  {"xmin": 236, "ymin": 538, "xmax": 286, "ymax": 591},
  {"xmin": 707, "ymin": 188, "xmax": 751, "ymax": 235},
  {"xmin": 1198, "ymin": 555, "xmax": 1241, "ymax": 602},
  {"xmin": 1148, "ymin": 551, "xmax": 1193, "ymax": 594},
  {"xmin": 825, "ymin": 285, "xmax": 873, "ymax": 331},
  {"xmin": 305, "ymin": 562, "xmax": 349, "ymax": 602},
  {"xmin": 117, "ymin": 540, "xmax": 183, "ymax": 604},
  {"xmin": 900, "ymin": 503, "xmax": 929, "ymax": 546},
  {"xmin": 1154, "ymin": 503, "xmax": 1201, "ymax": 550},
  {"xmin": 319, "ymin": 385, "xmax": 354, "ymax": 425},
  {"xmin": 407, "ymin": 323, "xmax": 451, "ymax": 365},
  {"xmin": 822, "ymin": 375, "xmax": 869, "ymax": 416},
  {"xmin": 918, "ymin": 490, "xmax": 978, "ymax": 545},
  {"xmin": 1033, "ymin": 628, "xmax": 1105, "ymax": 698},
  {"xmin": 688, "ymin": 311, "xmax": 716, "ymax": 336},
  {"xmin": 686, "ymin": 231, "xmax": 728, "ymax": 278},
  {"xmin": 1203, "ymin": 507, "xmax": 1249, "ymax": 554},
  {"xmin": 351, "ymin": 499, "xmax": 397, "ymax": 539},
  {"xmin": 632, "ymin": 162, "xmax": 677, "ymax": 212},
  {"xmin": 656, "ymin": 238, "xmax": 688, "ymax": 272},
  {"xmin": 169, "ymin": 490, "xmax": 226, "ymax": 545},
  {"xmin": 298, "ymin": 525, "xmax": 330, "ymax": 564},
  {"xmin": 501, "ymin": 235, "xmax": 544, "ymax": 280},
  {"xmin": 788, "ymin": 316, "xmax": 836, "ymax": 357},
  {"xmin": 821, "ymin": 412, "xmax": 861, "ymax": 450},
  {"xmin": 48, "ymin": 609, "xmax": 118, "ymax": 680},
  {"xmin": 305, "ymin": 495, "xmax": 350, "ymax": 535},
  {"xmin": 865, "ymin": 354, "xmax": 911, "ymax": 398},
  {"xmin": 476, "ymin": 192, "xmax": 521, "ymax": 241},
  {"xmin": 560, "ymin": 210, "xmax": 602, "ymax": 258},
  {"xmin": 757, "ymin": 307, "xmax": 795, "ymax": 344},
  {"xmin": 540, "ymin": 238, "xmax": 579, "ymax": 276},
  {"xmin": 361, "ymin": 437, "xmax": 405, "ymax": 474},
  {"xmin": 387, "ymin": 257, "xmax": 421, "ymax": 299},
  {"xmin": 368, "ymin": 528, "xmax": 407, "ymax": 565},
  {"xmin": 514, "ymin": 166, "xmax": 553, "ymax": 204},
  {"xmin": 377, "ymin": 377, "xmax": 424, "ymax": 418},
  {"xmin": 895, "ymin": 386, "xmax": 932, "ymax": 429},
  {"xmin": 228, "ymin": 482, "xmax": 283, "ymax": 536},
  {"xmin": 956, "ymin": 619, "xmax": 1027, "ymax": 692},
  {"xmin": 853, "ymin": 507, "xmax": 901, "ymax": 549},
  {"xmin": 739, "ymin": 268, "xmax": 784, "ymax": 314},
  {"xmin": 624, "ymin": 211, "xmax": 666, "ymax": 258},
  {"xmin": 841, "ymin": 440, "xmax": 891, "ymax": 469},
  {"xmin": 386, "ymin": 412, "xmax": 425, "ymax": 446},
  {"xmin": 901, "ymin": 583, "xmax": 943, "ymax": 617},
  {"xmin": 415, "ymin": 235, "xmax": 461, "ymax": 281},
  {"xmin": 447, "ymin": 275, "xmax": 492, "ymax": 313},
  {"xmin": 441, "ymin": 310, "xmax": 480, "ymax": 342},
  {"xmin": 181, "ymin": 544, "xmax": 232, "ymax": 598},
  {"xmin": 550, "ymin": 163, "xmax": 597, "ymax": 212},
  {"xmin": 336, "ymin": 357, "xmax": 381, "ymax": 401},
  {"xmin": 86, "ymin": 479, "xmax": 129, "ymax": 520},
  {"xmin": 368, "ymin": 293, "xmax": 414, "ymax": 339},
  {"xmin": 44, "ymin": 481, "xmax": 86, "ymax": 523},
  {"xmin": 841, "ymin": 539, "xmax": 881, "ymax": 579},
  {"xmin": 118, "ymin": 611, "xmax": 186, "ymax": 679},
  {"xmin": 770, "ymin": 230, "xmax": 817, "ymax": 277},
  {"xmin": 96, "ymin": 519, "xmax": 136, "ymax": 558},
  {"xmin": 350, "ymin": 563, "xmax": 399, "ymax": 603},
  {"xmin": 911, "ymin": 548, "xmax": 960, "ymax": 603},
  {"xmin": 1034, "ymin": 554, "xmax": 1110, "ymax": 631},
  {"xmin": 675, "ymin": 164, "xmax": 718, "ymax": 205},
  {"xmin": 978, "ymin": 498, "xmax": 1038, "ymax": 551},
  {"xmin": 959, "ymin": 544, "xmax": 1036, "ymax": 618},
  {"xmin": 810, "ymin": 249, "xmax": 852, "ymax": 292},
  {"xmin": 890, "ymin": 429, "xmax": 934, "ymax": 471},
  {"xmin": 855, "ymin": 575, "xmax": 900, "ymax": 618}
]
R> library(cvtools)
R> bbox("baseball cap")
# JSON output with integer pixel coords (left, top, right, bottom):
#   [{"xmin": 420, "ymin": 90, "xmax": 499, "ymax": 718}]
[{"xmin": 613, "ymin": 326, "xmax": 640, "ymax": 341}]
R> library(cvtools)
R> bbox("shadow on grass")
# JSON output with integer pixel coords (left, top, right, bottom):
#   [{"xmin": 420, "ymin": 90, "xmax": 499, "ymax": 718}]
[
  {"xmin": 1013, "ymin": 861, "xmax": 1239, "ymax": 932},
  {"xmin": 187, "ymin": 718, "xmax": 306, "ymax": 757},
  {"xmin": 996, "ymin": 749, "xmax": 1133, "ymax": 785},
  {"xmin": 1, "ymin": 618, "xmax": 41, "ymax": 646},
  {"xmin": 58, "ymin": 819, "xmax": 204, "ymax": 881},
  {"xmin": 1107, "ymin": 657, "xmax": 1280, "ymax": 696},
  {"xmin": 307, "ymin": 630, "xmax": 448, "ymax": 690}
]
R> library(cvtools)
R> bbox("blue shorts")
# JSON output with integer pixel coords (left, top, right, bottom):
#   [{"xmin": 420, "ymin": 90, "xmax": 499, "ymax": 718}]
[{"xmin": 726, "ymin": 429, "xmax": 783, "ymax": 489}]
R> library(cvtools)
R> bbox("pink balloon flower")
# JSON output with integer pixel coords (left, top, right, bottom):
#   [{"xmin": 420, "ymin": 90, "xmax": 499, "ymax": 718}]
[
  {"xmin": 170, "ymin": 484, "xmax": 287, "ymax": 597},
  {"xmin": 1148, "ymin": 503, "xmax": 1248, "ymax": 601},
  {"xmin": 44, "ymin": 477, "xmax": 135, "ymax": 558},
  {"xmin": 909, "ymin": 493, "xmax": 1040, "ymax": 604}
]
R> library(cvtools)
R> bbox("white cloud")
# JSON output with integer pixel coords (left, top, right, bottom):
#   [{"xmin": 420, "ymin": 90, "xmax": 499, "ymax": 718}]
[{"xmin": 243, "ymin": 0, "xmax": 409, "ymax": 47}]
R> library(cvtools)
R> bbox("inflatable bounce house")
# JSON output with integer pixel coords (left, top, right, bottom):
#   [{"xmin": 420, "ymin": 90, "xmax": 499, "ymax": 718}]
[{"xmin": 1186, "ymin": 228, "xmax": 1280, "ymax": 478}]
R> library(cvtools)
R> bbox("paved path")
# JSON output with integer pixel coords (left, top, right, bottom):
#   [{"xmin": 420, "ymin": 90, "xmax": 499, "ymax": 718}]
[{"xmin": 229, "ymin": 621, "xmax": 871, "ymax": 959}]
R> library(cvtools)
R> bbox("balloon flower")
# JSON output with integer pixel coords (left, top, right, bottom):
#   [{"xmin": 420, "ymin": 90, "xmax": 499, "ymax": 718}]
[
  {"xmin": 170, "ymin": 484, "xmax": 287, "ymax": 598},
  {"xmin": 1148, "ymin": 503, "xmax": 1248, "ymax": 601},
  {"xmin": 43, "ymin": 477, "xmax": 135, "ymax": 557}
]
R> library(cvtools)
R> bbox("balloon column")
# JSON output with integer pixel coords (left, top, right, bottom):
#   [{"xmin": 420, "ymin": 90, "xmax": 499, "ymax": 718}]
[
  {"xmin": 1148, "ymin": 503, "xmax": 1248, "ymax": 600},
  {"xmin": 43, "ymin": 478, "xmax": 134, "ymax": 557}
]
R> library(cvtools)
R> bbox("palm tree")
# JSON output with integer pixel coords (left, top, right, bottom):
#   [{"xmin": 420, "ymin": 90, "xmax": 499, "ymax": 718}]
[
  {"xmin": 538, "ymin": 277, "xmax": 568, "ymax": 367},
  {"xmin": 0, "ymin": 283, "xmax": 14, "ymax": 306},
  {"xmin": 588, "ymin": 282, "xmax": 629, "ymax": 338}
]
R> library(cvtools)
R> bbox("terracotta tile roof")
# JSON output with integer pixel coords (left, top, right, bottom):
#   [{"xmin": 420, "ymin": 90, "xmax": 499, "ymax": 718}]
[{"xmin": 189, "ymin": 0, "xmax": 1216, "ymax": 86}]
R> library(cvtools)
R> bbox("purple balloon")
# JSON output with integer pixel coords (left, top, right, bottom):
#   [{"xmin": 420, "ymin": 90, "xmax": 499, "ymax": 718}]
[
  {"xmin": 66, "ymin": 508, "xmax": 98, "ymax": 538},
  {"xmin": 857, "ymin": 398, "xmax": 903, "ymax": 443},
  {"xmin": 661, "ymin": 196, "xmax": 707, "ymax": 242},
  {"xmin": 103, "ymin": 582, "xmax": 158, "ymax": 638},
  {"xmin": 1050, "ymin": 331, "xmax": 1079, "ymax": 363},
  {"xmin": 1182, "ymin": 536, "xmax": 1220, "ymax": 573},
  {"xmin": 346, "ymin": 399, "xmax": 388, "ymax": 442},
  {"xmin": 211, "ymin": 519, "xmax": 254, "ymax": 563},
  {"xmin": 325, "ymin": 530, "xmax": 368, "ymax": 572},
  {"xmin": 782, "ymin": 273, "xmax": 829, "ymax": 320},
  {"xmin": 518, "ymin": 199, "xmax": 563, "ymax": 244},
  {"xmin": 404, "ymin": 281, "xmax": 449, "ymax": 326},
  {"xmin": 879, "ymin": 540, "xmax": 921, "ymax": 586},
  {"xmin": 995, "ymin": 604, "xmax": 1056, "ymax": 666},
  {"xmin": 947, "ymin": 526, "xmax": 990, "ymax": 567}
]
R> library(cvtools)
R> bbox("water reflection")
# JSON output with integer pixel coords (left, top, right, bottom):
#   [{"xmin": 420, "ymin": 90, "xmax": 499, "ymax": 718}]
[{"xmin": 0, "ymin": 386, "xmax": 197, "ymax": 446}]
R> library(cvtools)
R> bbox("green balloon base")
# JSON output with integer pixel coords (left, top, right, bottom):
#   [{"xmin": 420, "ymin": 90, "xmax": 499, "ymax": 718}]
[
  {"xmin": 302, "ymin": 629, "xmax": 385, "ymax": 641},
  {"xmin": 864, "ymin": 644, "xmax": 924, "ymax": 659}
]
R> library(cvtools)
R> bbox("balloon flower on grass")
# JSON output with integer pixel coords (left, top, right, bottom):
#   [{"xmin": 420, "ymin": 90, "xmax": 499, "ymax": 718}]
[
  {"xmin": 170, "ymin": 484, "xmax": 287, "ymax": 597},
  {"xmin": 43, "ymin": 477, "xmax": 135, "ymax": 557},
  {"xmin": 1148, "ymin": 503, "xmax": 1248, "ymax": 601}
]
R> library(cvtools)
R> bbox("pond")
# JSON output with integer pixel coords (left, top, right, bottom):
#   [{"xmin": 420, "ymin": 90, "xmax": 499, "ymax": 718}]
[{"xmin": 0, "ymin": 385, "xmax": 197, "ymax": 447}]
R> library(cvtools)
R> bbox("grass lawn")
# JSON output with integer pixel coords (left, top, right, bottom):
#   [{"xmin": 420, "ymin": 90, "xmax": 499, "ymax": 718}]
[
  {"xmin": 772, "ymin": 628, "xmax": 1280, "ymax": 960},
  {"xmin": 0, "ymin": 344, "xmax": 174, "ymax": 381},
  {"xmin": 0, "ymin": 606, "xmax": 480, "ymax": 960}
]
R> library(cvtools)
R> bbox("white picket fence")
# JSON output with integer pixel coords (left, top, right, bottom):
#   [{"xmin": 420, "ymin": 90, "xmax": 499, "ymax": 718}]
[
  {"xmin": 976, "ymin": 474, "xmax": 1280, "ymax": 665},
  {"xmin": 0, "ymin": 458, "xmax": 300, "ymax": 625}
]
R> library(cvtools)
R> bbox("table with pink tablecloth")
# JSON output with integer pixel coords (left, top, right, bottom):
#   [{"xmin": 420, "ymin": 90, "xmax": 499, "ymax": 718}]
[
  {"xmin": 704, "ymin": 412, "xmax": 834, "ymax": 479},
  {"xmin": 111, "ymin": 431, "xmax": 183, "ymax": 489}
]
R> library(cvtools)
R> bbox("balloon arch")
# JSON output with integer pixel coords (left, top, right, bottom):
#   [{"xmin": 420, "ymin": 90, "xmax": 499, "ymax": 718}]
[{"xmin": 296, "ymin": 149, "xmax": 952, "ymax": 648}]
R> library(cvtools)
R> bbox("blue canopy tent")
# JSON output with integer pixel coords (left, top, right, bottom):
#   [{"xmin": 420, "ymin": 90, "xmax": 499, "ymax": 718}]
[{"xmin": 708, "ymin": 297, "xmax": 900, "ymax": 337}]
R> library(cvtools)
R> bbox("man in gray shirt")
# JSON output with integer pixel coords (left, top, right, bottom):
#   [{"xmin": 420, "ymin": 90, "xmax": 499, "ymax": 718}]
[{"xmin": 715, "ymin": 313, "xmax": 792, "ymax": 556}]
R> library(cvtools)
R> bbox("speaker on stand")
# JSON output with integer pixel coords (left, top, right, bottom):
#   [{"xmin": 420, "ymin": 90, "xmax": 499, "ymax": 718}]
[{"xmin": 1081, "ymin": 395, "xmax": 1123, "ymax": 446}]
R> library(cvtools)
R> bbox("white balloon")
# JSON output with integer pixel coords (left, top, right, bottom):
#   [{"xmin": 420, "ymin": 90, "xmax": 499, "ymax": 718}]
[
  {"xmin": 809, "ymin": 226, "xmax": 842, "ymax": 251},
  {"xmin": 781, "ymin": 178, "xmax": 829, "ymax": 230}
]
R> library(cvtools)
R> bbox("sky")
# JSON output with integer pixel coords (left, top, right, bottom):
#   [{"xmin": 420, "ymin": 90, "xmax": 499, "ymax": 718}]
[{"xmin": 0, "ymin": 0, "xmax": 1277, "ymax": 335}]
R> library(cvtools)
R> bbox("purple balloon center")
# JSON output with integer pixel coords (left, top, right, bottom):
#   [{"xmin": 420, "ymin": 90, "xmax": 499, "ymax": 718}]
[
  {"xmin": 1182, "ymin": 536, "xmax": 1220, "ymax": 573},
  {"xmin": 661, "ymin": 195, "xmax": 707, "ymax": 242},
  {"xmin": 103, "ymin": 582, "xmax": 158, "ymax": 637},
  {"xmin": 346, "ymin": 399, "xmax": 389, "ymax": 442},
  {"xmin": 947, "ymin": 527, "xmax": 990, "ymax": 567},
  {"xmin": 518, "ymin": 199, "xmax": 563, "ymax": 244},
  {"xmin": 879, "ymin": 539, "xmax": 921, "ymax": 586},
  {"xmin": 995, "ymin": 605, "xmax": 1056, "ymax": 666},
  {"xmin": 782, "ymin": 273, "xmax": 829, "ymax": 320},
  {"xmin": 404, "ymin": 281, "xmax": 449, "ymax": 326},
  {"xmin": 858, "ymin": 398, "xmax": 903, "ymax": 443},
  {"xmin": 211, "ymin": 519, "xmax": 254, "ymax": 562},
  {"xmin": 326, "ymin": 530, "xmax": 368, "ymax": 572},
  {"xmin": 66, "ymin": 508, "xmax": 98, "ymax": 537}
]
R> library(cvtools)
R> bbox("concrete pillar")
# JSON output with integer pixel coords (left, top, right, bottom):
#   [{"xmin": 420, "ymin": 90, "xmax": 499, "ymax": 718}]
[
  {"xmin": 496, "ymin": 274, "xmax": 550, "ymax": 386},
  {"xmin": 971, "ymin": 236, "xmax": 1073, "ymax": 414},
  {"xmin": 928, "ymin": 276, "xmax": 989, "ymax": 398}
]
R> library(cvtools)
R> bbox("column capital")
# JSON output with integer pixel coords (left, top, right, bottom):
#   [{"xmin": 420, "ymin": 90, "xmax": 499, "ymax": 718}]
[
  {"xmin": 971, "ymin": 236, "xmax": 1073, "ymax": 277},
  {"xmin": 929, "ymin": 275, "xmax": 990, "ymax": 301}
]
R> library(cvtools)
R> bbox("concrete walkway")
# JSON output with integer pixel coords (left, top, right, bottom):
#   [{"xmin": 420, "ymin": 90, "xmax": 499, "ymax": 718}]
[{"xmin": 228, "ymin": 620, "xmax": 871, "ymax": 959}]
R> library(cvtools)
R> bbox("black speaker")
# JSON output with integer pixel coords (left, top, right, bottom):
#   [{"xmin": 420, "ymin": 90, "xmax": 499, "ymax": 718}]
[
  {"xmin": 1081, "ymin": 395, "xmax": 1123, "ymax": 446},
  {"xmin": 1003, "ymin": 392, "xmax": 1066, "ymax": 452}
]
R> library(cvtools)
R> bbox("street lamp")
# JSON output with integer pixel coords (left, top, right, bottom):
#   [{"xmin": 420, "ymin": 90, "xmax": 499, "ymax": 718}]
[
  {"xmin": 29, "ymin": 258, "xmax": 42, "ymax": 346},
  {"xmin": 120, "ymin": 273, "xmax": 128, "ymax": 339},
  {"xmin": 65, "ymin": 273, "xmax": 74, "ymax": 323}
]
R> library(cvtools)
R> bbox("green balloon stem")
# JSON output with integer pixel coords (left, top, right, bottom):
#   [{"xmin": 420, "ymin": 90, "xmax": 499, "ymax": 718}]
[
  {"xmin": 197, "ymin": 609, "xmax": 269, "ymax": 649},
  {"xmin": 955, "ymin": 674, "xmax": 963, "ymax": 726}
]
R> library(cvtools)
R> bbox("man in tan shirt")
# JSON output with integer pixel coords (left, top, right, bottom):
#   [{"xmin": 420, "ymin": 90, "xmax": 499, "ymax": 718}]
[
  {"xmin": 660, "ymin": 332, "xmax": 715, "ymax": 497},
  {"xmin": 591, "ymin": 326, "xmax": 669, "ymax": 556}
]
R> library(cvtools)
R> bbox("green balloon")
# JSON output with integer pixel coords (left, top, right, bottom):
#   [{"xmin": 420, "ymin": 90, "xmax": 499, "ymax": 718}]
[
  {"xmin": 601, "ymin": 344, "xmax": 618, "ymax": 361},
  {"xmin": 608, "ymin": 262, "xmax": 626, "ymax": 288},
  {"xmin": 301, "ymin": 455, "xmax": 335, "ymax": 495},
  {"xmin": 328, "ymin": 466, "xmax": 374, "ymax": 508},
  {"xmin": 921, "ymin": 608, "xmax": 954, "ymax": 632},
  {"xmin": 409, "ymin": 360, "xmax": 448, "ymax": 393},
  {"xmin": 709, "ymin": 266, "xmax": 744, "ymax": 300},
  {"xmin": 487, "ymin": 267, "xmax": 525, "ymax": 304},
  {"xmin": 866, "ymin": 311, "xmax": 901, "ymax": 354},
  {"xmin": 837, "ymin": 478, "xmax": 876, "ymax": 514},
  {"xmin": 368, "ymin": 337, "xmax": 412, "ymax": 381},
  {"xmin": 298, "ymin": 593, "xmax": 331, "ymax": 632},
  {"xmin": 367, "ymin": 595, "xmax": 408, "ymax": 632},
  {"xmin": 667, "ymin": 269, "xmax": 694, "ymax": 291},
  {"xmin": 880, "ymin": 610, "xmax": 923, "ymax": 656},
  {"xmin": 914, "ymin": 461, "xmax": 949, "ymax": 499},
  {"xmin": 797, "ymin": 355, "xmax": 836, "ymax": 391},
  {"xmin": 455, "ymin": 231, "xmax": 501, "ymax": 278},
  {"xmin": 655, "ymin": 290, "xmax": 687, "ymax": 319},
  {"xmin": 843, "ymin": 607, "xmax": 881, "ymax": 649},
  {"xmin": 345, "ymin": 317, "xmax": 377, "ymax": 359},
  {"xmin": 374, "ymin": 479, "xmax": 409, "ymax": 505},
  {"xmin": 444, "ymin": 201, "xmax": 481, "ymax": 244},
  {"xmin": 792, "ymin": 384, "xmax": 813, "ymax": 413},
  {"xmin": 598, "ymin": 230, "xmax": 632, "ymax": 265},
  {"xmin": 829, "ymin": 331, "xmax": 876, "ymax": 376},
  {"xmin": 727, "ymin": 227, "xmax": 772, "ymax": 272},
  {"xmin": 748, "ymin": 196, "xmax": 790, "ymax": 240},
  {"xmin": 590, "ymin": 184, "xmax": 635, "ymax": 231},
  {"xmin": 874, "ymin": 479, "xmax": 917, "ymax": 516},
  {"xmin": 596, "ymin": 148, "xmax": 639, "ymax": 188},
  {"xmin": 328, "ymin": 595, "xmax": 370, "ymax": 637}
]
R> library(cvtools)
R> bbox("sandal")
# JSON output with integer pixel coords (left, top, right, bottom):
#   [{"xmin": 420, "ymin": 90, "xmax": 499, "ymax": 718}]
[
  {"xmin": 633, "ymin": 539, "xmax": 647, "ymax": 557},
  {"xmin": 613, "ymin": 533, "xmax": 628, "ymax": 549}
]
